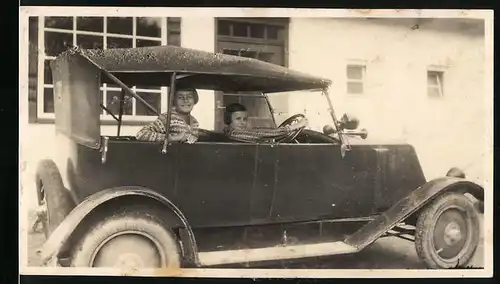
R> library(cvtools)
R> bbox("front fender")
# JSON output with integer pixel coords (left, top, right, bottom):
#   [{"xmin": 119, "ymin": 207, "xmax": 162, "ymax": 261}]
[
  {"xmin": 40, "ymin": 186, "xmax": 199, "ymax": 266},
  {"xmin": 345, "ymin": 176, "xmax": 484, "ymax": 249}
]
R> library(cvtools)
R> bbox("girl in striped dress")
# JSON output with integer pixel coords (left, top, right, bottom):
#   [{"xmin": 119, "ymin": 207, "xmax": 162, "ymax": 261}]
[{"xmin": 136, "ymin": 88, "xmax": 200, "ymax": 144}]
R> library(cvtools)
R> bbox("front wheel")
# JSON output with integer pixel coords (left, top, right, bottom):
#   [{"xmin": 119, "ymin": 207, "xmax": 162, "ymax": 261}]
[
  {"xmin": 415, "ymin": 192, "xmax": 480, "ymax": 269},
  {"xmin": 69, "ymin": 205, "xmax": 181, "ymax": 270}
]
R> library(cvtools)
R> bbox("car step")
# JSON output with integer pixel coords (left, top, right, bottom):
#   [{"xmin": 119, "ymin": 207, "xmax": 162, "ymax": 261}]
[{"xmin": 198, "ymin": 241, "xmax": 359, "ymax": 266}]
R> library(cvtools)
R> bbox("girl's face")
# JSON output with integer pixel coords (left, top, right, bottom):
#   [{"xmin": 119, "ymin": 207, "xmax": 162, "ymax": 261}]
[
  {"xmin": 230, "ymin": 111, "xmax": 248, "ymax": 129},
  {"xmin": 174, "ymin": 90, "xmax": 196, "ymax": 114}
]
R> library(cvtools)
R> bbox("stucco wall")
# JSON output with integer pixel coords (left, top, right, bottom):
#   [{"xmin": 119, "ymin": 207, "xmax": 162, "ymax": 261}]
[{"xmin": 287, "ymin": 18, "xmax": 488, "ymax": 185}]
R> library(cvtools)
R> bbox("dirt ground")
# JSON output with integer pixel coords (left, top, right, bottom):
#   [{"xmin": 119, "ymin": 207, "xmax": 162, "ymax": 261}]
[{"xmin": 26, "ymin": 213, "xmax": 484, "ymax": 269}]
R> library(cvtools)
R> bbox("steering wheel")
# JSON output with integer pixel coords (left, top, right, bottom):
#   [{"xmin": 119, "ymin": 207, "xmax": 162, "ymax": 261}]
[{"xmin": 276, "ymin": 114, "xmax": 307, "ymax": 143}]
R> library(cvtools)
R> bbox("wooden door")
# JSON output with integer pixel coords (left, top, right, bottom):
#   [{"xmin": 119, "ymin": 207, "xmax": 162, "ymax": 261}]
[{"xmin": 215, "ymin": 41, "xmax": 285, "ymax": 131}]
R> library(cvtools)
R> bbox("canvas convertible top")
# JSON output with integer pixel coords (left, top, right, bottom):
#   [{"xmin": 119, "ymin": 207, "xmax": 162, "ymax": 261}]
[{"xmin": 52, "ymin": 45, "xmax": 331, "ymax": 93}]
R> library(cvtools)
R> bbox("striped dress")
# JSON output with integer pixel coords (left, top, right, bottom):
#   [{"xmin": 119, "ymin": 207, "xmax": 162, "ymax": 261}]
[
  {"xmin": 136, "ymin": 109, "xmax": 200, "ymax": 143},
  {"xmin": 223, "ymin": 125, "xmax": 293, "ymax": 143}
]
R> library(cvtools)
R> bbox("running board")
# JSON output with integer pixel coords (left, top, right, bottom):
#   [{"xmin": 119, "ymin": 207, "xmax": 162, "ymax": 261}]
[{"xmin": 198, "ymin": 241, "xmax": 358, "ymax": 266}]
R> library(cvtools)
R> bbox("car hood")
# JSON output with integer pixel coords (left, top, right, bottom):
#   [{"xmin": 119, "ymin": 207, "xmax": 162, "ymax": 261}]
[{"xmin": 343, "ymin": 134, "xmax": 410, "ymax": 146}]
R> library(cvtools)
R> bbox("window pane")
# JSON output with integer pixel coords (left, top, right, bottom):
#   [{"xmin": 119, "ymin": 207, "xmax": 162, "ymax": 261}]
[
  {"xmin": 137, "ymin": 17, "xmax": 162, "ymax": 37},
  {"xmin": 347, "ymin": 82, "xmax": 363, "ymax": 94},
  {"xmin": 45, "ymin": 17, "xmax": 73, "ymax": 30},
  {"xmin": 107, "ymin": 17, "xmax": 133, "ymax": 35},
  {"xmin": 136, "ymin": 92, "xmax": 161, "ymax": 116},
  {"xmin": 347, "ymin": 65, "xmax": 364, "ymax": 80},
  {"xmin": 44, "ymin": 31, "xmax": 73, "ymax": 56},
  {"xmin": 240, "ymin": 50, "xmax": 257, "ymax": 59},
  {"xmin": 266, "ymin": 26, "xmax": 278, "ymax": 39},
  {"xmin": 43, "ymin": 87, "xmax": 54, "ymax": 113},
  {"xmin": 107, "ymin": 37, "xmax": 133, "ymax": 49},
  {"xmin": 257, "ymin": 52, "xmax": 273, "ymax": 63},
  {"xmin": 167, "ymin": 18, "xmax": 181, "ymax": 32},
  {"xmin": 428, "ymin": 87, "xmax": 441, "ymax": 97},
  {"xmin": 167, "ymin": 32, "xmax": 181, "ymax": 46},
  {"xmin": 44, "ymin": 60, "xmax": 53, "ymax": 84},
  {"xmin": 427, "ymin": 72, "xmax": 439, "ymax": 85},
  {"xmin": 76, "ymin": 17, "xmax": 103, "ymax": 33},
  {"xmin": 106, "ymin": 90, "xmax": 133, "ymax": 115},
  {"xmin": 218, "ymin": 20, "xmax": 230, "ymax": 35},
  {"xmin": 249, "ymin": 24, "xmax": 265, "ymax": 38},
  {"xmin": 233, "ymin": 22, "xmax": 248, "ymax": 37},
  {"xmin": 223, "ymin": 49, "xmax": 239, "ymax": 56},
  {"xmin": 136, "ymin": 39, "xmax": 161, "ymax": 47},
  {"xmin": 77, "ymin": 34, "xmax": 103, "ymax": 49}
]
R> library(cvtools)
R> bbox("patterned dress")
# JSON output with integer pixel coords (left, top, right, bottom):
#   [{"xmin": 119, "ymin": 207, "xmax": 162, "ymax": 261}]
[
  {"xmin": 136, "ymin": 109, "xmax": 199, "ymax": 143},
  {"xmin": 223, "ymin": 125, "xmax": 293, "ymax": 143}
]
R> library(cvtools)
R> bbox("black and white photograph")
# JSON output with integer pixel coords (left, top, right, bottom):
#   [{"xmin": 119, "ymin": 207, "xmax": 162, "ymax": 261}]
[{"xmin": 19, "ymin": 7, "xmax": 493, "ymax": 278}]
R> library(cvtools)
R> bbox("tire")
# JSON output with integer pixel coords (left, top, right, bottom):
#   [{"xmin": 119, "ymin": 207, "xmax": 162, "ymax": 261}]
[
  {"xmin": 35, "ymin": 159, "xmax": 76, "ymax": 238},
  {"xmin": 415, "ymin": 192, "xmax": 480, "ymax": 269},
  {"xmin": 69, "ymin": 205, "xmax": 181, "ymax": 270}
]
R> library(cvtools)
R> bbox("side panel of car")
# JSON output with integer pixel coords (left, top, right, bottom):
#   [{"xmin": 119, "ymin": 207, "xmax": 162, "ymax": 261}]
[
  {"xmin": 67, "ymin": 140, "xmax": 279, "ymax": 228},
  {"xmin": 268, "ymin": 143, "xmax": 377, "ymax": 222},
  {"xmin": 369, "ymin": 144, "xmax": 427, "ymax": 213},
  {"xmin": 64, "ymin": 139, "xmax": 178, "ymax": 203},
  {"xmin": 174, "ymin": 143, "xmax": 257, "ymax": 227}
]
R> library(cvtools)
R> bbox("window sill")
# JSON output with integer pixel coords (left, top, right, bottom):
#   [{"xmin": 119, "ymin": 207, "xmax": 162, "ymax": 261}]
[{"xmin": 29, "ymin": 117, "xmax": 152, "ymax": 126}]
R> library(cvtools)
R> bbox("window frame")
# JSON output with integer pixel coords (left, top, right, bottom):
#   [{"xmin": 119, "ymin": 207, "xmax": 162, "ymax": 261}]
[
  {"xmin": 346, "ymin": 62, "xmax": 366, "ymax": 95},
  {"xmin": 427, "ymin": 68, "xmax": 445, "ymax": 98},
  {"xmin": 36, "ymin": 16, "xmax": 170, "ymax": 123}
]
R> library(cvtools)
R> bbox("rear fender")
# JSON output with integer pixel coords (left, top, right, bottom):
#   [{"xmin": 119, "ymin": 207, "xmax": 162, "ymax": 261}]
[
  {"xmin": 345, "ymin": 177, "xmax": 484, "ymax": 249},
  {"xmin": 40, "ymin": 186, "xmax": 199, "ymax": 267}
]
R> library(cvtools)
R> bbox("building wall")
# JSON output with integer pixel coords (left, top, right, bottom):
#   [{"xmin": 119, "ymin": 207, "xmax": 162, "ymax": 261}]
[{"xmin": 287, "ymin": 18, "xmax": 488, "ymax": 184}]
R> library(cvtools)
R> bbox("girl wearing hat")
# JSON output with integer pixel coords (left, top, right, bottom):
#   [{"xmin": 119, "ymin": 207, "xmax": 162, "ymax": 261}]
[{"xmin": 136, "ymin": 88, "xmax": 200, "ymax": 143}]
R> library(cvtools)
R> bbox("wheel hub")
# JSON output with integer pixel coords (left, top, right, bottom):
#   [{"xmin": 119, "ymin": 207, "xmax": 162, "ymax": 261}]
[
  {"xmin": 92, "ymin": 233, "xmax": 163, "ymax": 268},
  {"xmin": 114, "ymin": 253, "xmax": 145, "ymax": 268},
  {"xmin": 443, "ymin": 221, "xmax": 462, "ymax": 246}
]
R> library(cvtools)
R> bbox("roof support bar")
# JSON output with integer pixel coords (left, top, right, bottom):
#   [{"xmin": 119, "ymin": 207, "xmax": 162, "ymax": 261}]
[
  {"xmin": 74, "ymin": 48, "xmax": 160, "ymax": 116},
  {"xmin": 117, "ymin": 89, "xmax": 126, "ymax": 137},
  {"xmin": 162, "ymin": 72, "xmax": 177, "ymax": 154},
  {"xmin": 100, "ymin": 103, "xmax": 120, "ymax": 122}
]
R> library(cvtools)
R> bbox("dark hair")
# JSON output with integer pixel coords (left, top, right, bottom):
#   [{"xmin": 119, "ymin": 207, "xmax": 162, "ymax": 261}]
[
  {"xmin": 224, "ymin": 103, "xmax": 247, "ymax": 125},
  {"xmin": 175, "ymin": 87, "xmax": 199, "ymax": 104}
]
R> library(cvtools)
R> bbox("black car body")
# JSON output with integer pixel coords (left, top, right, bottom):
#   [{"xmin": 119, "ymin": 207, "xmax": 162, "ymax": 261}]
[{"xmin": 36, "ymin": 45, "xmax": 484, "ymax": 271}]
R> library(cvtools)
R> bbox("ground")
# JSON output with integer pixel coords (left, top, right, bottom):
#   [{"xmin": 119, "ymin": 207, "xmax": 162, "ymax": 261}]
[{"xmin": 26, "ymin": 213, "xmax": 484, "ymax": 269}]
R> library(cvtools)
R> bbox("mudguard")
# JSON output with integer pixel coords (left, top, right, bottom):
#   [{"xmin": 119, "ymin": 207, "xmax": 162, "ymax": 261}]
[
  {"xmin": 344, "ymin": 176, "xmax": 484, "ymax": 249},
  {"xmin": 40, "ymin": 186, "xmax": 200, "ymax": 267}
]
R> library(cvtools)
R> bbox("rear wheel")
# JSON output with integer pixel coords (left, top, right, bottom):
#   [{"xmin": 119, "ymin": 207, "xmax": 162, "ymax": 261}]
[
  {"xmin": 415, "ymin": 192, "xmax": 480, "ymax": 269},
  {"xmin": 69, "ymin": 205, "xmax": 181, "ymax": 270},
  {"xmin": 35, "ymin": 159, "xmax": 76, "ymax": 238}
]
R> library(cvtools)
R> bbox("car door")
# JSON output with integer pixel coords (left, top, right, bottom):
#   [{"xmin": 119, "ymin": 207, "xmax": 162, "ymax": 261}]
[
  {"xmin": 268, "ymin": 143, "xmax": 376, "ymax": 223},
  {"xmin": 173, "ymin": 142, "xmax": 259, "ymax": 228}
]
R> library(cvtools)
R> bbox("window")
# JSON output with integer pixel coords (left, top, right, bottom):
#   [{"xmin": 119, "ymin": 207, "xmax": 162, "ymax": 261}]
[
  {"xmin": 167, "ymin": 17, "xmax": 181, "ymax": 46},
  {"xmin": 346, "ymin": 64, "xmax": 366, "ymax": 95},
  {"xmin": 217, "ymin": 20, "xmax": 284, "ymax": 41},
  {"xmin": 35, "ymin": 16, "xmax": 181, "ymax": 122},
  {"xmin": 427, "ymin": 70, "xmax": 444, "ymax": 98}
]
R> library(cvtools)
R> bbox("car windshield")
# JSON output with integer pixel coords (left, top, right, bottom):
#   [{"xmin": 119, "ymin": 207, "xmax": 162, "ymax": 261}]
[{"xmin": 268, "ymin": 89, "xmax": 333, "ymax": 132}]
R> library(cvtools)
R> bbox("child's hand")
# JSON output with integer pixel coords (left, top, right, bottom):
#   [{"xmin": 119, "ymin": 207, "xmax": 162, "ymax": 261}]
[
  {"xmin": 290, "ymin": 118, "xmax": 308, "ymax": 130},
  {"xmin": 168, "ymin": 132, "xmax": 187, "ymax": 142}
]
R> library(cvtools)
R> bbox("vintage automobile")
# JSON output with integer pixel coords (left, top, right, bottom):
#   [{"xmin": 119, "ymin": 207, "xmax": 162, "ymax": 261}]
[{"xmin": 34, "ymin": 45, "xmax": 484, "ymax": 270}]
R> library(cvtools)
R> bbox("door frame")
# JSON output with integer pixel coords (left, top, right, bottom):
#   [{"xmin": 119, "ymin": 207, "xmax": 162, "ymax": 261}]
[{"xmin": 213, "ymin": 17, "xmax": 289, "ymax": 131}]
